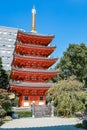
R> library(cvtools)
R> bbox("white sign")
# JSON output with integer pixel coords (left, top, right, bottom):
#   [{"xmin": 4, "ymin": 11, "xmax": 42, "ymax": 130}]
[
  {"xmin": 24, "ymin": 102, "xmax": 29, "ymax": 107},
  {"xmin": 39, "ymin": 102, "xmax": 44, "ymax": 105}
]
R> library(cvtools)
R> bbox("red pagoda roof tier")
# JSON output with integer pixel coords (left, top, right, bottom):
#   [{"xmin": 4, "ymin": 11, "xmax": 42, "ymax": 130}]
[
  {"xmin": 15, "ymin": 43, "xmax": 56, "ymax": 57},
  {"xmin": 17, "ymin": 31, "xmax": 54, "ymax": 46},
  {"xmin": 10, "ymin": 85, "xmax": 49, "ymax": 96},
  {"xmin": 10, "ymin": 67, "xmax": 59, "ymax": 82},
  {"xmin": 12, "ymin": 54, "xmax": 58, "ymax": 69}
]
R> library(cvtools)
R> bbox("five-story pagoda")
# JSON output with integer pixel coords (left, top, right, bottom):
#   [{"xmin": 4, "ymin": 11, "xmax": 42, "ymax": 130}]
[{"xmin": 9, "ymin": 7, "xmax": 59, "ymax": 107}]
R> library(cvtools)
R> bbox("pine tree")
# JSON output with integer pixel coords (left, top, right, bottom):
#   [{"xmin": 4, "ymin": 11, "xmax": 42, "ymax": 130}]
[{"xmin": 0, "ymin": 57, "xmax": 9, "ymax": 89}]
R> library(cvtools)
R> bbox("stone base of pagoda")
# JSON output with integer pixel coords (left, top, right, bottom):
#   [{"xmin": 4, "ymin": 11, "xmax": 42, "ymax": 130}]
[{"xmin": 18, "ymin": 95, "xmax": 46, "ymax": 107}]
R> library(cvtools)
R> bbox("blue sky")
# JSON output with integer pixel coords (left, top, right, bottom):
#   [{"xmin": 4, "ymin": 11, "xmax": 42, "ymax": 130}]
[{"xmin": 0, "ymin": 0, "xmax": 87, "ymax": 63}]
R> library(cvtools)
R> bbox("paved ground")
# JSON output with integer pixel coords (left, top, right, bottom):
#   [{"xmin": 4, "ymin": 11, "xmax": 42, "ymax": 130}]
[{"xmin": 1, "ymin": 117, "xmax": 82, "ymax": 128}]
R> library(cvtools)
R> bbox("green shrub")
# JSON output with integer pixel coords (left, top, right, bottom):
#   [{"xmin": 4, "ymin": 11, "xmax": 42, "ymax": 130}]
[
  {"xmin": 14, "ymin": 110, "xmax": 32, "ymax": 117},
  {"xmin": 2, "ymin": 101, "xmax": 12, "ymax": 113},
  {"xmin": 47, "ymin": 77, "xmax": 87, "ymax": 117},
  {"xmin": 75, "ymin": 123, "xmax": 83, "ymax": 128},
  {"xmin": 11, "ymin": 97, "xmax": 19, "ymax": 107},
  {"xmin": 0, "ymin": 120, "xmax": 4, "ymax": 126},
  {"xmin": 76, "ymin": 123, "xmax": 87, "ymax": 129},
  {"xmin": 0, "ymin": 107, "xmax": 6, "ymax": 118}
]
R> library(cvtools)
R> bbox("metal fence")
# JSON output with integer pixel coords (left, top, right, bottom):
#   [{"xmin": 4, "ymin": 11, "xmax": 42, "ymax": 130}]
[{"xmin": 31, "ymin": 104, "xmax": 54, "ymax": 118}]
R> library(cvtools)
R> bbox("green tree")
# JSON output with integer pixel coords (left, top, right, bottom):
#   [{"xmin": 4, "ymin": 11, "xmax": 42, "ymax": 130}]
[
  {"xmin": 2, "ymin": 101, "xmax": 12, "ymax": 113},
  {"xmin": 0, "ymin": 90, "xmax": 12, "ymax": 115},
  {"xmin": 11, "ymin": 97, "xmax": 19, "ymax": 107},
  {"xmin": 0, "ymin": 105, "xmax": 6, "ymax": 126},
  {"xmin": 0, "ymin": 105, "xmax": 6, "ymax": 118},
  {"xmin": 0, "ymin": 57, "xmax": 9, "ymax": 89},
  {"xmin": 56, "ymin": 43, "xmax": 87, "ymax": 83},
  {"xmin": 47, "ymin": 76, "xmax": 87, "ymax": 117}
]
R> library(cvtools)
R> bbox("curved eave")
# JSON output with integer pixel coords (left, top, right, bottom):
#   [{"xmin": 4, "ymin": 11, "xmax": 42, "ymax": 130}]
[
  {"xmin": 12, "ymin": 54, "xmax": 58, "ymax": 68},
  {"xmin": 18, "ymin": 30, "xmax": 54, "ymax": 38},
  {"xmin": 13, "ymin": 54, "xmax": 58, "ymax": 60},
  {"xmin": 10, "ymin": 82, "xmax": 52, "ymax": 87},
  {"xmin": 15, "ymin": 42, "xmax": 56, "ymax": 49},
  {"xmin": 11, "ymin": 67, "xmax": 59, "ymax": 73},
  {"xmin": 15, "ymin": 43, "xmax": 56, "ymax": 57},
  {"xmin": 9, "ymin": 84, "xmax": 49, "ymax": 95},
  {"xmin": 17, "ymin": 31, "xmax": 54, "ymax": 46},
  {"xmin": 10, "ymin": 68, "xmax": 59, "ymax": 81}
]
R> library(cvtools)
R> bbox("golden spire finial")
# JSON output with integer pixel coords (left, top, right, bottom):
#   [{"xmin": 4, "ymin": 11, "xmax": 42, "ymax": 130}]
[{"xmin": 31, "ymin": 6, "xmax": 36, "ymax": 33}]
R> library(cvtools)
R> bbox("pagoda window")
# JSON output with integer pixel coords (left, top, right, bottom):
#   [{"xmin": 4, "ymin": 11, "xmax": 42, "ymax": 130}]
[
  {"xmin": 39, "ymin": 96, "xmax": 43, "ymax": 101},
  {"xmin": 24, "ymin": 96, "xmax": 28, "ymax": 101}
]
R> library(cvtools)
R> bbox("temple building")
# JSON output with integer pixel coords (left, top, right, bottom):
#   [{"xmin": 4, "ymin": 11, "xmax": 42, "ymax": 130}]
[{"xmin": 9, "ymin": 7, "xmax": 59, "ymax": 107}]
